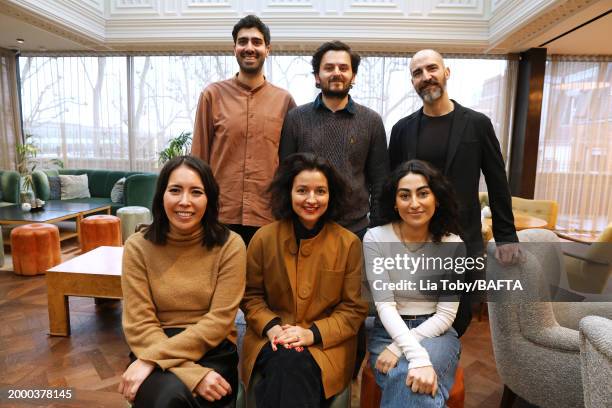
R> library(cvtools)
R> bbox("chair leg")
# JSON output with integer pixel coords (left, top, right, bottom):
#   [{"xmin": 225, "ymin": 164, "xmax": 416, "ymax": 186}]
[{"xmin": 500, "ymin": 385, "xmax": 516, "ymax": 408}]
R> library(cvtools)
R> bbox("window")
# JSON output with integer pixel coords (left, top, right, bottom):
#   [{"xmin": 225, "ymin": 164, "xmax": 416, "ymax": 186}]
[{"xmin": 20, "ymin": 54, "xmax": 514, "ymax": 173}]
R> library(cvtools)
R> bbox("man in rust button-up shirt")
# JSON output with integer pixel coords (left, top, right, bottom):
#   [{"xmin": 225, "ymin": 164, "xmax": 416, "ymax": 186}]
[{"xmin": 192, "ymin": 15, "xmax": 296, "ymax": 244}]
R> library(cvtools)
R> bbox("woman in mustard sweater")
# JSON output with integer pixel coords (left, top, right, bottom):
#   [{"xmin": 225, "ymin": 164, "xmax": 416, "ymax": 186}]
[
  {"xmin": 119, "ymin": 156, "xmax": 246, "ymax": 407},
  {"xmin": 241, "ymin": 153, "xmax": 368, "ymax": 408}
]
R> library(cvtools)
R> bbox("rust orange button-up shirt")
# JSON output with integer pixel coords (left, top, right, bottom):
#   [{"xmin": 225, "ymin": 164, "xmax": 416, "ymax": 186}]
[{"xmin": 192, "ymin": 76, "xmax": 296, "ymax": 227}]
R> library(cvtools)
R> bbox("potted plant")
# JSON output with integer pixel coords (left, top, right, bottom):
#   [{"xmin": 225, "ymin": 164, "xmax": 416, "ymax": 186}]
[
  {"xmin": 158, "ymin": 131, "xmax": 192, "ymax": 166},
  {"xmin": 15, "ymin": 133, "xmax": 38, "ymax": 205}
]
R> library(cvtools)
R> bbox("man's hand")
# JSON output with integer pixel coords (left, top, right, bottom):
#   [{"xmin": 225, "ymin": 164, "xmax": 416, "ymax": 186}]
[
  {"xmin": 406, "ymin": 366, "xmax": 438, "ymax": 397},
  {"xmin": 375, "ymin": 348, "xmax": 399, "ymax": 374},
  {"xmin": 276, "ymin": 324, "xmax": 314, "ymax": 348},
  {"xmin": 117, "ymin": 358, "xmax": 155, "ymax": 402},
  {"xmin": 195, "ymin": 371, "xmax": 232, "ymax": 402},
  {"xmin": 495, "ymin": 243, "xmax": 522, "ymax": 266}
]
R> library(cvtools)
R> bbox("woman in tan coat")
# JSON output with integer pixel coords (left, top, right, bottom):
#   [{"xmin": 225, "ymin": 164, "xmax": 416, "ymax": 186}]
[
  {"xmin": 241, "ymin": 153, "xmax": 368, "ymax": 408},
  {"xmin": 119, "ymin": 156, "xmax": 246, "ymax": 407}
]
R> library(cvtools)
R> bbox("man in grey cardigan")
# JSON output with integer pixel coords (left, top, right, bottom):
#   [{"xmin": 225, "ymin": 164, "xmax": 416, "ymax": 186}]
[{"xmin": 279, "ymin": 41, "xmax": 389, "ymax": 239}]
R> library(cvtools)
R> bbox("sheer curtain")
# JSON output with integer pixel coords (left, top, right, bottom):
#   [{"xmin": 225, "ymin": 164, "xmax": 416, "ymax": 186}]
[
  {"xmin": 535, "ymin": 56, "xmax": 612, "ymax": 234},
  {"xmin": 20, "ymin": 54, "xmax": 514, "ymax": 172},
  {"xmin": 20, "ymin": 56, "xmax": 128, "ymax": 170},
  {"xmin": 0, "ymin": 49, "xmax": 21, "ymax": 170}
]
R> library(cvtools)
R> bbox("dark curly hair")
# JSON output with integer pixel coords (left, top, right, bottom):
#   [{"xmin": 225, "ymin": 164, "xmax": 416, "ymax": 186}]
[
  {"xmin": 144, "ymin": 156, "xmax": 229, "ymax": 248},
  {"xmin": 311, "ymin": 41, "xmax": 361, "ymax": 75},
  {"xmin": 380, "ymin": 160, "xmax": 460, "ymax": 242},
  {"xmin": 267, "ymin": 153, "xmax": 350, "ymax": 223},
  {"xmin": 232, "ymin": 15, "xmax": 271, "ymax": 45}
]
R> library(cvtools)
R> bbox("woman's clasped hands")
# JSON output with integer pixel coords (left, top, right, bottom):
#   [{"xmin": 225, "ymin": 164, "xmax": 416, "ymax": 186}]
[
  {"xmin": 407, "ymin": 366, "xmax": 438, "ymax": 397},
  {"xmin": 266, "ymin": 324, "xmax": 314, "ymax": 352},
  {"xmin": 118, "ymin": 358, "xmax": 155, "ymax": 402},
  {"xmin": 375, "ymin": 350, "xmax": 439, "ymax": 397},
  {"xmin": 195, "ymin": 371, "xmax": 232, "ymax": 402}
]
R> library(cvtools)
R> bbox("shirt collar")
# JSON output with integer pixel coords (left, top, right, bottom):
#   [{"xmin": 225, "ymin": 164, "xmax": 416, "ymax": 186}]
[
  {"xmin": 233, "ymin": 73, "xmax": 267, "ymax": 93},
  {"xmin": 313, "ymin": 93, "xmax": 355, "ymax": 115}
]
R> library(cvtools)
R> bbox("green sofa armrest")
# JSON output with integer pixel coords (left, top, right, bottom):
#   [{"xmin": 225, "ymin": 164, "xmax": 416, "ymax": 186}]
[
  {"xmin": 124, "ymin": 173, "xmax": 157, "ymax": 211},
  {"xmin": 32, "ymin": 170, "xmax": 51, "ymax": 201},
  {"xmin": 0, "ymin": 170, "xmax": 21, "ymax": 204}
]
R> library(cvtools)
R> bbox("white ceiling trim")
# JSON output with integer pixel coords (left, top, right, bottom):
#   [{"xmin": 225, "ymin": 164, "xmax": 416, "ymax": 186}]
[
  {"xmin": 7, "ymin": 0, "xmax": 106, "ymax": 40},
  {"xmin": 1, "ymin": 0, "xmax": 601, "ymax": 53}
]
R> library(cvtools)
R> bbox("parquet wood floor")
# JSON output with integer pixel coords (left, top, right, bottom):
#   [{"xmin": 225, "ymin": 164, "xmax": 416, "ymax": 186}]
[{"xmin": 1, "ymin": 241, "xmax": 507, "ymax": 408}]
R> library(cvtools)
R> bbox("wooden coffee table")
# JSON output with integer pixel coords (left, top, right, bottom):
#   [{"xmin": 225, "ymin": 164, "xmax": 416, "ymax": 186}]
[
  {"xmin": 484, "ymin": 211, "xmax": 548, "ymax": 231},
  {"xmin": 46, "ymin": 246, "xmax": 123, "ymax": 336},
  {"xmin": 0, "ymin": 201, "xmax": 111, "ymax": 244}
]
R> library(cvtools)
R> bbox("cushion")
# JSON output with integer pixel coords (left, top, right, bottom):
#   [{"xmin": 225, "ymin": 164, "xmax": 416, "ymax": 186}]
[
  {"xmin": 59, "ymin": 174, "xmax": 91, "ymax": 200},
  {"xmin": 48, "ymin": 176, "xmax": 62, "ymax": 200},
  {"xmin": 110, "ymin": 177, "xmax": 126, "ymax": 203}
]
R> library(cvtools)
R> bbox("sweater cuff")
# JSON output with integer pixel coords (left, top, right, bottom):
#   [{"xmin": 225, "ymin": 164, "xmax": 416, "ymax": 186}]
[
  {"xmin": 386, "ymin": 342, "xmax": 402, "ymax": 358},
  {"xmin": 407, "ymin": 358, "xmax": 433, "ymax": 370},
  {"xmin": 309, "ymin": 323, "xmax": 322, "ymax": 345},
  {"xmin": 262, "ymin": 317, "xmax": 282, "ymax": 337}
]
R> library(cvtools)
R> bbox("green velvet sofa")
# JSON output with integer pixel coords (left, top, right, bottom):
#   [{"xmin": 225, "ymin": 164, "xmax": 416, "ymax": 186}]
[
  {"xmin": 0, "ymin": 170, "xmax": 21, "ymax": 207},
  {"xmin": 32, "ymin": 169, "xmax": 158, "ymax": 214}
]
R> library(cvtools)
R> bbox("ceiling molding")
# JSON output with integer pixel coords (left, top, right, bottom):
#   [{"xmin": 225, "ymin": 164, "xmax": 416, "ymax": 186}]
[
  {"xmin": 490, "ymin": 0, "xmax": 600, "ymax": 52},
  {"xmin": 0, "ymin": 0, "xmax": 607, "ymax": 54}
]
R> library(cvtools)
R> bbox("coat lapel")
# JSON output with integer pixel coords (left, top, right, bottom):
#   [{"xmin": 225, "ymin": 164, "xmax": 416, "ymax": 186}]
[
  {"xmin": 444, "ymin": 100, "xmax": 468, "ymax": 175},
  {"xmin": 280, "ymin": 220, "xmax": 298, "ymax": 298},
  {"xmin": 406, "ymin": 109, "xmax": 421, "ymax": 160}
]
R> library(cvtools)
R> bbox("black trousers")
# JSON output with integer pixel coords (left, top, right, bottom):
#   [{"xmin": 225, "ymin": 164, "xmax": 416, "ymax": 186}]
[
  {"xmin": 227, "ymin": 224, "xmax": 259, "ymax": 246},
  {"xmin": 129, "ymin": 328, "xmax": 239, "ymax": 408},
  {"xmin": 254, "ymin": 343, "xmax": 331, "ymax": 408},
  {"xmin": 452, "ymin": 243, "xmax": 486, "ymax": 337}
]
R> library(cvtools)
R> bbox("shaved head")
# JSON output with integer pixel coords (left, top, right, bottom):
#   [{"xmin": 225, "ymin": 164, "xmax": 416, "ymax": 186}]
[{"xmin": 410, "ymin": 49, "xmax": 446, "ymax": 73}]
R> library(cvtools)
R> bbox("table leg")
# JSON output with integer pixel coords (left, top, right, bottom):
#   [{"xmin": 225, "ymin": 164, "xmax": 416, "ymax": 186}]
[
  {"xmin": 47, "ymin": 286, "xmax": 71, "ymax": 336},
  {"xmin": 76, "ymin": 214, "xmax": 83, "ymax": 248}
]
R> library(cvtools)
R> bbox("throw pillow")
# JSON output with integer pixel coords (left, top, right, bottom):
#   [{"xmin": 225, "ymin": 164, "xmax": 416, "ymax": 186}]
[
  {"xmin": 59, "ymin": 174, "xmax": 91, "ymax": 200},
  {"xmin": 110, "ymin": 177, "xmax": 126, "ymax": 203},
  {"xmin": 48, "ymin": 176, "xmax": 62, "ymax": 200}
]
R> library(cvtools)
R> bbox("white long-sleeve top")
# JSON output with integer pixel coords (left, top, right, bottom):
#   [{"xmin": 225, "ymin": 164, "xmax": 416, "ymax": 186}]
[{"xmin": 363, "ymin": 224, "xmax": 461, "ymax": 369}]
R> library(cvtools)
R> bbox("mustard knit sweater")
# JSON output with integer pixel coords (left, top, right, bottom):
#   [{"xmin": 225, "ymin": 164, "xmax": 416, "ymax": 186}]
[{"xmin": 121, "ymin": 227, "xmax": 246, "ymax": 391}]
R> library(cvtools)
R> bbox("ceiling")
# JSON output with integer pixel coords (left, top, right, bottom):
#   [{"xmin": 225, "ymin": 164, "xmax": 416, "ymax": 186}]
[
  {"xmin": 523, "ymin": 1, "xmax": 612, "ymax": 54},
  {"xmin": 0, "ymin": 0, "xmax": 610, "ymax": 55},
  {"xmin": 0, "ymin": 12, "xmax": 89, "ymax": 52}
]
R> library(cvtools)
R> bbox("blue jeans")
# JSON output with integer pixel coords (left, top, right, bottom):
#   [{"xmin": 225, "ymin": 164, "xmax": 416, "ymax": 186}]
[{"xmin": 368, "ymin": 317, "xmax": 460, "ymax": 408}]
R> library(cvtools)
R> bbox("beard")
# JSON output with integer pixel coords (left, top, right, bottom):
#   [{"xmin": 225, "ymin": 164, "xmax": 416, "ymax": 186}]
[
  {"xmin": 237, "ymin": 51, "xmax": 265, "ymax": 74},
  {"xmin": 417, "ymin": 78, "xmax": 446, "ymax": 103},
  {"xmin": 319, "ymin": 76, "xmax": 352, "ymax": 99}
]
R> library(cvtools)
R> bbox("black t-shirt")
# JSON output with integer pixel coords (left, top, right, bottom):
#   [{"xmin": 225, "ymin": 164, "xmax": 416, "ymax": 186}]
[{"xmin": 417, "ymin": 110, "xmax": 455, "ymax": 171}]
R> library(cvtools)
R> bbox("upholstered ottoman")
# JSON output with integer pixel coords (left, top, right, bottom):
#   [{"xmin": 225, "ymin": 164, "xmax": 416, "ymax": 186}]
[
  {"xmin": 116, "ymin": 206, "xmax": 151, "ymax": 242},
  {"xmin": 10, "ymin": 223, "xmax": 61, "ymax": 276},
  {"xmin": 80, "ymin": 215, "xmax": 122, "ymax": 253}
]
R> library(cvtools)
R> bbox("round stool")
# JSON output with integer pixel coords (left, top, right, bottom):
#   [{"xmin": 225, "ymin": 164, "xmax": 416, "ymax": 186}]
[
  {"xmin": 10, "ymin": 223, "xmax": 61, "ymax": 276},
  {"xmin": 116, "ymin": 206, "xmax": 151, "ymax": 243},
  {"xmin": 80, "ymin": 215, "xmax": 122, "ymax": 253}
]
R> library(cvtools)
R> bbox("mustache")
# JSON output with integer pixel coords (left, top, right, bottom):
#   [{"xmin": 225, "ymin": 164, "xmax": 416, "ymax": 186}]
[
  {"xmin": 240, "ymin": 50, "xmax": 260, "ymax": 58},
  {"xmin": 419, "ymin": 79, "xmax": 440, "ymax": 91}
]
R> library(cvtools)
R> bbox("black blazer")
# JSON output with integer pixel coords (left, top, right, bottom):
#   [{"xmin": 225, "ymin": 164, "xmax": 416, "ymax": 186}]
[{"xmin": 388, "ymin": 100, "xmax": 518, "ymax": 252}]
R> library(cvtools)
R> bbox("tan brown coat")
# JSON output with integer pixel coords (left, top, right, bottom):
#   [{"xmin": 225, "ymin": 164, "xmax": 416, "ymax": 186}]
[{"xmin": 240, "ymin": 220, "xmax": 368, "ymax": 398}]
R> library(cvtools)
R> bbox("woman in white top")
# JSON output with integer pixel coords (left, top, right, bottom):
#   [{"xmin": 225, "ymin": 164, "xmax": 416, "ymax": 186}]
[{"xmin": 364, "ymin": 159, "xmax": 464, "ymax": 408}]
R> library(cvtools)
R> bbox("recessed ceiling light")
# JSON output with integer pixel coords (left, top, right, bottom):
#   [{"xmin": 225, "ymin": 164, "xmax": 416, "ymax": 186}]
[{"xmin": 16, "ymin": 38, "xmax": 25, "ymax": 43}]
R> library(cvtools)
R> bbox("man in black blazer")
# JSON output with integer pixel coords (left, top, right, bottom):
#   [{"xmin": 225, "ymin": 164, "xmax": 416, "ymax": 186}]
[{"xmin": 388, "ymin": 49, "xmax": 519, "ymax": 336}]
